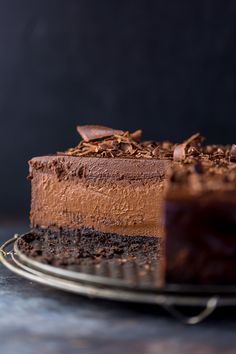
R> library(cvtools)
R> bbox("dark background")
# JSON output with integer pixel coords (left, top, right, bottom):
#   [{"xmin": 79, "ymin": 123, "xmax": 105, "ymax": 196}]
[{"xmin": 0, "ymin": 0, "xmax": 236, "ymax": 219}]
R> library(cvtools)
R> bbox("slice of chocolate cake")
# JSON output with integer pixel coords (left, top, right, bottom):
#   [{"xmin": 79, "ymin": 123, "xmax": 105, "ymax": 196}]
[
  {"xmin": 29, "ymin": 125, "xmax": 236, "ymax": 286},
  {"xmin": 29, "ymin": 126, "xmax": 174, "ymax": 241},
  {"xmin": 164, "ymin": 143, "xmax": 236, "ymax": 285}
]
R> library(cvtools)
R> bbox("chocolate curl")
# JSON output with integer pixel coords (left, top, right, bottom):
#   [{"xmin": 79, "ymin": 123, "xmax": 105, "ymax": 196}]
[
  {"xmin": 130, "ymin": 129, "xmax": 142, "ymax": 141},
  {"xmin": 173, "ymin": 132, "xmax": 201, "ymax": 161},
  {"xmin": 230, "ymin": 144, "xmax": 236, "ymax": 162},
  {"xmin": 77, "ymin": 125, "xmax": 124, "ymax": 142}
]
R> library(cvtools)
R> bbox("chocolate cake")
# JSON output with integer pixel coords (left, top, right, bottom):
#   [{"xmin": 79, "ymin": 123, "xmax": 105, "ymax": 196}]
[
  {"xmin": 28, "ymin": 125, "xmax": 236, "ymax": 286},
  {"xmin": 29, "ymin": 126, "xmax": 175, "ymax": 240},
  {"xmin": 164, "ymin": 143, "xmax": 236, "ymax": 285}
]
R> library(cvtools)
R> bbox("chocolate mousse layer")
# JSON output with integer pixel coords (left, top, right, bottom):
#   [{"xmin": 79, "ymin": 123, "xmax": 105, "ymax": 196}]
[{"xmin": 29, "ymin": 155, "xmax": 172, "ymax": 237}]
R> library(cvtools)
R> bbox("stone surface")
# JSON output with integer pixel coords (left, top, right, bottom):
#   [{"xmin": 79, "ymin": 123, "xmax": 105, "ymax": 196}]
[{"xmin": 0, "ymin": 220, "xmax": 236, "ymax": 354}]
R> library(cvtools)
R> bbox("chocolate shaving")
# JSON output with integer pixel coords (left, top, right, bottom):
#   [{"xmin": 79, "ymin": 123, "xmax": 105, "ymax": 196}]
[
  {"xmin": 130, "ymin": 129, "xmax": 142, "ymax": 141},
  {"xmin": 77, "ymin": 125, "xmax": 124, "ymax": 142},
  {"xmin": 60, "ymin": 126, "xmax": 175, "ymax": 159},
  {"xmin": 61, "ymin": 128, "xmax": 234, "ymax": 169},
  {"xmin": 230, "ymin": 144, "xmax": 236, "ymax": 162},
  {"xmin": 173, "ymin": 144, "xmax": 186, "ymax": 162},
  {"xmin": 173, "ymin": 133, "xmax": 201, "ymax": 162}
]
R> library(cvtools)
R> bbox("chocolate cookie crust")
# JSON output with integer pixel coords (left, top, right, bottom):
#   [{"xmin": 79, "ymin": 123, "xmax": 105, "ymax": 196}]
[{"xmin": 18, "ymin": 227, "xmax": 161, "ymax": 268}]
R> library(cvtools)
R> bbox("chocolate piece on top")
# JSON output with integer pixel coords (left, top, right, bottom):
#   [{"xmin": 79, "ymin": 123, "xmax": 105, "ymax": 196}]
[
  {"xmin": 76, "ymin": 125, "xmax": 124, "ymax": 142},
  {"xmin": 173, "ymin": 132, "xmax": 202, "ymax": 161},
  {"xmin": 62, "ymin": 126, "xmax": 174, "ymax": 159},
  {"xmin": 130, "ymin": 129, "xmax": 142, "ymax": 141}
]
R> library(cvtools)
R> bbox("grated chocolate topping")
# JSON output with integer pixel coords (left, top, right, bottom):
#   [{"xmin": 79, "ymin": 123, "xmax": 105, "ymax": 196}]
[
  {"xmin": 168, "ymin": 143, "xmax": 236, "ymax": 193},
  {"xmin": 59, "ymin": 125, "xmax": 175, "ymax": 159},
  {"xmin": 58, "ymin": 125, "xmax": 236, "ymax": 191}
]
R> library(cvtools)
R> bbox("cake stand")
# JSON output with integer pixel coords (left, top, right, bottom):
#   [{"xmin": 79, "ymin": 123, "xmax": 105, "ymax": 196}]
[{"xmin": 1, "ymin": 233, "xmax": 236, "ymax": 325}]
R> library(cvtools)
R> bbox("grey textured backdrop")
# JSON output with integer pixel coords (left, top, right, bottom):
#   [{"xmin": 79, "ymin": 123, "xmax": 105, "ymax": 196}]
[{"xmin": 0, "ymin": 0, "xmax": 236, "ymax": 217}]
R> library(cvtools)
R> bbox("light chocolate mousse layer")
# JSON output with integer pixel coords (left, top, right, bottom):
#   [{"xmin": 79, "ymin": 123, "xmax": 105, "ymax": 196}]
[{"xmin": 29, "ymin": 155, "xmax": 172, "ymax": 237}]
